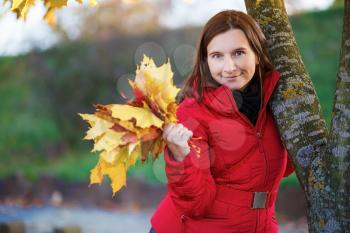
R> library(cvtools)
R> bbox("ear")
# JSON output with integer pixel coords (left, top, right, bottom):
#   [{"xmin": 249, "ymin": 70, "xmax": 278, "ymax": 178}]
[{"xmin": 255, "ymin": 56, "xmax": 259, "ymax": 65}]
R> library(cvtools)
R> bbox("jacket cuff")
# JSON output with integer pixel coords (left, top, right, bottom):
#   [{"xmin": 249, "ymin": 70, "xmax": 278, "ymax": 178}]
[{"xmin": 164, "ymin": 146, "xmax": 193, "ymax": 184}]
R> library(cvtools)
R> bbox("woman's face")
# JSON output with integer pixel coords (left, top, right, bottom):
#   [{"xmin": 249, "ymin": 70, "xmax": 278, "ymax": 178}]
[{"xmin": 207, "ymin": 29, "xmax": 258, "ymax": 91}]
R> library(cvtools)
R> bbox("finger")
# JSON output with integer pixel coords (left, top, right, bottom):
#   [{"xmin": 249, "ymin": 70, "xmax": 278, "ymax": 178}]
[
  {"xmin": 184, "ymin": 130, "xmax": 193, "ymax": 140},
  {"xmin": 166, "ymin": 124, "xmax": 182, "ymax": 138},
  {"xmin": 187, "ymin": 129, "xmax": 193, "ymax": 138},
  {"xmin": 177, "ymin": 124, "xmax": 190, "ymax": 136},
  {"xmin": 169, "ymin": 129, "xmax": 189, "ymax": 145},
  {"xmin": 177, "ymin": 126, "xmax": 192, "ymax": 139},
  {"xmin": 179, "ymin": 125, "xmax": 192, "ymax": 137},
  {"xmin": 163, "ymin": 123, "xmax": 175, "ymax": 140},
  {"xmin": 181, "ymin": 132, "xmax": 190, "ymax": 143},
  {"xmin": 164, "ymin": 122, "xmax": 174, "ymax": 128},
  {"xmin": 177, "ymin": 123, "xmax": 185, "ymax": 130},
  {"xmin": 179, "ymin": 130, "xmax": 192, "ymax": 144},
  {"xmin": 174, "ymin": 133, "xmax": 190, "ymax": 147},
  {"xmin": 176, "ymin": 125, "xmax": 189, "ymax": 138},
  {"xmin": 166, "ymin": 128, "xmax": 181, "ymax": 143},
  {"xmin": 165, "ymin": 124, "xmax": 191, "ymax": 145},
  {"xmin": 164, "ymin": 123, "xmax": 175, "ymax": 132}
]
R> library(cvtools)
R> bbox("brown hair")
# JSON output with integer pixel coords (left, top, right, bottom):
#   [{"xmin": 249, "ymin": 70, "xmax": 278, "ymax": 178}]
[{"xmin": 179, "ymin": 10, "xmax": 274, "ymax": 102}]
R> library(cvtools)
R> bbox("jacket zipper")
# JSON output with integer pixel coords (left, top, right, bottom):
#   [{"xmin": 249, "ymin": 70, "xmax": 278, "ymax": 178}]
[
  {"xmin": 259, "ymin": 74, "xmax": 269, "ymax": 189},
  {"xmin": 224, "ymin": 79, "xmax": 268, "ymax": 187}
]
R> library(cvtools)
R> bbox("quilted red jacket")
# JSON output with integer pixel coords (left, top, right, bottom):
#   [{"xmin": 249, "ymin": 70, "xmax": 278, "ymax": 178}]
[{"xmin": 151, "ymin": 71, "xmax": 294, "ymax": 233}]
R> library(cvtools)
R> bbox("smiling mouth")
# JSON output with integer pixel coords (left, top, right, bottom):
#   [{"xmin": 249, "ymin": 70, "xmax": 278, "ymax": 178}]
[{"xmin": 223, "ymin": 75, "xmax": 240, "ymax": 80}]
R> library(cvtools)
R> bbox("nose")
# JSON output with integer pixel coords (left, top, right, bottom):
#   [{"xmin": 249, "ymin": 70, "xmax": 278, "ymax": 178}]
[{"xmin": 223, "ymin": 56, "xmax": 236, "ymax": 73}]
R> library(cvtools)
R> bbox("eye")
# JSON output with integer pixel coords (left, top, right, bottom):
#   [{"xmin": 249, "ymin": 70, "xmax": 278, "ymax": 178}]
[
  {"xmin": 234, "ymin": 50, "xmax": 245, "ymax": 56},
  {"xmin": 211, "ymin": 53, "xmax": 222, "ymax": 59}
]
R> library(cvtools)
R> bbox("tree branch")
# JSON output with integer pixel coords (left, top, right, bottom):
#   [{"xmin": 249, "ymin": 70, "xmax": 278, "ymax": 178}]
[{"xmin": 328, "ymin": 0, "xmax": 350, "ymax": 227}]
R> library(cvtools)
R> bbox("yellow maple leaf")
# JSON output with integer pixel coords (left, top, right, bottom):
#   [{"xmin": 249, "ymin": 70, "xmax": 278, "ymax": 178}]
[
  {"xmin": 43, "ymin": 7, "xmax": 57, "ymax": 26},
  {"xmin": 142, "ymin": 57, "xmax": 179, "ymax": 102},
  {"xmin": 11, "ymin": 0, "xmax": 26, "ymax": 10},
  {"xmin": 21, "ymin": 0, "xmax": 35, "ymax": 20},
  {"xmin": 151, "ymin": 136, "xmax": 165, "ymax": 159},
  {"xmin": 166, "ymin": 102, "xmax": 178, "ymax": 123},
  {"xmin": 115, "ymin": 146, "xmax": 129, "ymax": 164},
  {"xmin": 110, "ymin": 104, "xmax": 163, "ymax": 129},
  {"xmin": 94, "ymin": 105, "xmax": 138, "ymax": 133},
  {"xmin": 10, "ymin": 0, "xmax": 35, "ymax": 20},
  {"xmin": 100, "ymin": 149, "xmax": 118, "ymax": 164},
  {"xmin": 92, "ymin": 129, "xmax": 125, "ymax": 152},
  {"xmin": 11, "ymin": 0, "xmax": 97, "ymax": 24},
  {"xmin": 90, "ymin": 157, "xmax": 126, "ymax": 195},
  {"xmin": 43, "ymin": 0, "xmax": 68, "ymax": 26},
  {"xmin": 90, "ymin": 161, "xmax": 103, "ymax": 184},
  {"xmin": 44, "ymin": 0, "xmax": 68, "ymax": 8},
  {"xmin": 89, "ymin": 0, "xmax": 97, "ymax": 7},
  {"xmin": 125, "ymin": 142, "xmax": 140, "ymax": 170},
  {"xmin": 78, "ymin": 113, "xmax": 99, "ymax": 127},
  {"xmin": 122, "ymin": 0, "xmax": 139, "ymax": 4},
  {"xmin": 131, "ymin": 55, "xmax": 180, "ymax": 122},
  {"xmin": 106, "ymin": 163, "xmax": 126, "ymax": 195},
  {"xmin": 79, "ymin": 113, "xmax": 114, "ymax": 140},
  {"xmin": 119, "ymin": 120, "xmax": 138, "ymax": 132}
]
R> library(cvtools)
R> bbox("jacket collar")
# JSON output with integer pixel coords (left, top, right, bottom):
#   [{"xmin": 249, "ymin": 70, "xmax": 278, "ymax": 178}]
[{"xmin": 201, "ymin": 71, "xmax": 280, "ymax": 117}]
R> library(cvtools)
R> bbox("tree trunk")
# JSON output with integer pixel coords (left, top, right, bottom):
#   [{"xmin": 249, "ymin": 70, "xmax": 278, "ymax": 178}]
[
  {"xmin": 329, "ymin": 0, "xmax": 350, "ymax": 229},
  {"xmin": 244, "ymin": 0, "xmax": 349, "ymax": 232}
]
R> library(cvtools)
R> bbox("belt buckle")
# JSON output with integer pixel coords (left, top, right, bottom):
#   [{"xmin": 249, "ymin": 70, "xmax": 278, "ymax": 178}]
[{"xmin": 251, "ymin": 192, "xmax": 268, "ymax": 209}]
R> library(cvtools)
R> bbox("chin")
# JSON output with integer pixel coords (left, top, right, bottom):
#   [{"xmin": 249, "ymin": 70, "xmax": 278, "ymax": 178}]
[{"xmin": 224, "ymin": 84, "xmax": 241, "ymax": 90}]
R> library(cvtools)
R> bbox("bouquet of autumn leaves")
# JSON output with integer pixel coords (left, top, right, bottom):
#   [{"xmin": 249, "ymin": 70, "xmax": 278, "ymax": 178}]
[{"xmin": 79, "ymin": 55, "xmax": 180, "ymax": 195}]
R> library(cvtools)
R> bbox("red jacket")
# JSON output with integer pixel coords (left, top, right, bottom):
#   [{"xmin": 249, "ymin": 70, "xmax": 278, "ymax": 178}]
[{"xmin": 151, "ymin": 71, "xmax": 294, "ymax": 233}]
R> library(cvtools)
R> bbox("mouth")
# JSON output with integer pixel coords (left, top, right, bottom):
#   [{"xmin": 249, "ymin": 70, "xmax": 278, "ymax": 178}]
[{"xmin": 223, "ymin": 75, "xmax": 240, "ymax": 80}]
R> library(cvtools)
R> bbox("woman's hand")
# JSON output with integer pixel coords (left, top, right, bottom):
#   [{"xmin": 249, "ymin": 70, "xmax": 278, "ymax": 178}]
[{"xmin": 163, "ymin": 123, "xmax": 193, "ymax": 162}]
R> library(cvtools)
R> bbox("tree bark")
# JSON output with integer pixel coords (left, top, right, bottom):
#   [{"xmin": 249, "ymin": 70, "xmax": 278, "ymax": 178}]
[
  {"xmin": 328, "ymin": 0, "xmax": 350, "ymax": 229},
  {"xmin": 244, "ymin": 0, "xmax": 349, "ymax": 232}
]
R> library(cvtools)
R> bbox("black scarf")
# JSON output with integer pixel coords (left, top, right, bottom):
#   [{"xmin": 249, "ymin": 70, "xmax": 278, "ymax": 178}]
[{"xmin": 232, "ymin": 75, "xmax": 261, "ymax": 125}]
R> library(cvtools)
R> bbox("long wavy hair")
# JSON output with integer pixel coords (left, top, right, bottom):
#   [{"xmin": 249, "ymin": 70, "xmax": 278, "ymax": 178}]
[{"xmin": 179, "ymin": 10, "xmax": 274, "ymax": 102}]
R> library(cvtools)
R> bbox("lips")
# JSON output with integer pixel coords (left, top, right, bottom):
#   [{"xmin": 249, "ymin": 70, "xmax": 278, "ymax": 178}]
[{"xmin": 223, "ymin": 75, "xmax": 240, "ymax": 80}]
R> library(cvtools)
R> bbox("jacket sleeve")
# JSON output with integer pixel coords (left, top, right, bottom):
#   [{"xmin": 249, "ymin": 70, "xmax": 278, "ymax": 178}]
[
  {"xmin": 164, "ymin": 105, "xmax": 216, "ymax": 218},
  {"xmin": 283, "ymin": 155, "xmax": 295, "ymax": 177}
]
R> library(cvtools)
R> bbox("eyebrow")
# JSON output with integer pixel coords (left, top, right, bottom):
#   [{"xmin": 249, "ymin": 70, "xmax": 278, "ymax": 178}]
[{"xmin": 208, "ymin": 47, "xmax": 248, "ymax": 56}]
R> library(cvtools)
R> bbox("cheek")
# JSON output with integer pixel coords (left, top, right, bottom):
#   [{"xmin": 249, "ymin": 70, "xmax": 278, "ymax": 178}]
[
  {"xmin": 208, "ymin": 60, "xmax": 220, "ymax": 75},
  {"xmin": 249, "ymin": 63, "xmax": 256, "ymax": 74},
  {"xmin": 244, "ymin": 57, "xmax": 257, "ymax": 74},
  {"xmin": 208, "ymin": 61, "xmax": 222, "ymax": 73}
]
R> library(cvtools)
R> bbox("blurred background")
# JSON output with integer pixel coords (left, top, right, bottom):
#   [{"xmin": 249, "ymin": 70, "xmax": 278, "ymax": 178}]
[{"xmin": 0, "ymin": 0, "xmax": 344, "ymax": 232}]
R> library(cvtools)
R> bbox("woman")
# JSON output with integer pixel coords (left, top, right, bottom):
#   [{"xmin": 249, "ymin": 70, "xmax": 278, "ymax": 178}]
[{"xmin": 150, "ymin": 10, "xmax": 294, "ymax": 233}]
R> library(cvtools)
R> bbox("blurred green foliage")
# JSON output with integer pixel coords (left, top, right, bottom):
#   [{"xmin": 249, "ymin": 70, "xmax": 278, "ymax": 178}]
[
  {"xmin": 291, "ymin": 8, "xmax": 343, "ymax": 126},
  {"xmin": 0, "ymin": 8, "xmax": 344, "ymax": 187},
  {"xmin": 331, "ymin": 0, "xmax": 343, "ymax": 9}
]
